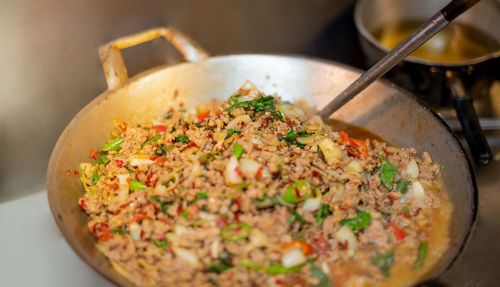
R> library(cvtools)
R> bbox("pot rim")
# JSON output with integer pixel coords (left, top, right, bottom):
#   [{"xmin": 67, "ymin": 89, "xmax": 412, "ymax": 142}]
[{"xmin": 47, "ymin": 53, "xmax": 478, "ymax": 286}]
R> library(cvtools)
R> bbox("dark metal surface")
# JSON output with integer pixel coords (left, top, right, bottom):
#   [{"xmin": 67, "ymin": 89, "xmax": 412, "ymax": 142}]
[{"xmin": 0, "ymin": 0, "xmax": 353, "ymax": 202}]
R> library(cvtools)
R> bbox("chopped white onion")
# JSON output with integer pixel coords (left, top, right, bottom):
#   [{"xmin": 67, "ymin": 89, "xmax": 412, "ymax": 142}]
[
  {"xmin": 224, "ymin": 156, "xmax": 243, "ymax": 186},
  {"xmin": 281, "ymin": 249, "xmax": 306, "ymax": 268},
  {"xmin": 335, "ymin": 225, "xmax": 358, "ymax": 251},
  {"xmin": 411, "ymin": 181, "xmax": 425, "ymax": 199},
  {"xmin": 250, "ymin": 228, "xmax": 268, "ymax": 247},
  {"xmin": 280, "ymin": 103, "xmax": 305, "ymax": 117},
  {"xmin": 239, "ymin": 158, "xmax": 262, "ymax": 178},
  {"xmin": 129, "ymin": 222, "xmax": 141, "ymax": 241},
  {"xmin": 303, "ymin": 197, "xmax": 322, "ymax": 211},
  {"xmin": 345, "ymin": 160, "xmax": 363, "ymax": 175},
  {"xmin": 198, "ymin": 211, "xmax": 217, "ymax": 221},
  {"xmin": 172, "ymin": 247, "xmax": 200, "ymax": 268},
  {"xmin": 406, "ymin": 159, "xmax": 419, "ymax": 179},
  {"xmin": 174, "ymin": 225, "xmax": 188, "ymax": 235},
  {"xmin": 210, "ymin": 240, "xmax": 220, "ymax": 258},
  {"xmin": 129, "ymin": 155, "xmax": 154, "ymax": 166},
  {"xmin": 319, "ymin": 138, "xmax": 342, "ymax": 165}
]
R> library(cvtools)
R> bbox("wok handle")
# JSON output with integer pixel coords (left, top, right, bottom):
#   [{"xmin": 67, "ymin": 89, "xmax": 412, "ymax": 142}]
[
  {"xmin": 99, "ymin": 27, "xmax": 210, "ymax": 90},
  {"xmin": 446, "ymin": 71, "xmax": 492, "ymax": 166}
]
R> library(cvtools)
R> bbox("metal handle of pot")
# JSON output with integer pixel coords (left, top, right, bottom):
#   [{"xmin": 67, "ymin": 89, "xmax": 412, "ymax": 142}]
[
  {"xmin": 446, "ymin": 71, "xmax": 492, "ymax": 166},
  {"xmin": 99, "ymin": 27, "xmax": 210, "ymax": 90}
]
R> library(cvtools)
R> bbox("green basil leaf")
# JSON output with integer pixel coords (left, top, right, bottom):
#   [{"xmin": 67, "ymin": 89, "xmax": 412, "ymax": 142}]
[
  {"xmin": 380, "ymin": 158, "xmax": 397, "ymax": 190},
  {"xmin": 340, "ymin": 211, "xmax": 371, "ymax": 231}
]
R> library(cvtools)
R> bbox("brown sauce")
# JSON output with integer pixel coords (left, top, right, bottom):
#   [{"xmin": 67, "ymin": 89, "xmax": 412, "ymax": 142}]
[{"xmin": 373, "ymin": 21, "xmax": 499, "ymax": 63}]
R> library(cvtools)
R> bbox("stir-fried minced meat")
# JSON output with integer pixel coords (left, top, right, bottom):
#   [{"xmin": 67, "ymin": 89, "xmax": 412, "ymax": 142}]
[{"xmin": 78, "ymin": 81, "xmax": 451, "ymax": 286}]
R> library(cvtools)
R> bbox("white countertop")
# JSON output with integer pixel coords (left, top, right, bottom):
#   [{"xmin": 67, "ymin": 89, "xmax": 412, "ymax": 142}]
[{"xmin": 0, "ymin": 191, "xmax": 112, "ymax": 287}]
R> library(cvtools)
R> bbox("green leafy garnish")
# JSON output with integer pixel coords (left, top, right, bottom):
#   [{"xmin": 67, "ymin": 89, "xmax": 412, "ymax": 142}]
[
  {"xmin": 240, "ymin": 259, "xmax": 303, "ymax": 274},
  {"xmin": 95, "ymin": 155, "xmax": 110, "ymax": 166},
  {"xmin": 129, "ymin": 180, "xmax": 147, "ymax": 191},
  {"xmin": 207, "ymin": 262, "xmax": 232, "ymax": 274},
  {"xmin": 152, "ymin": 238, "xmax": 168, "ymax": 249},
  {"xmin": 415, "ymin": 242, "xmax": 428, "ymax": 270},
  {"xmin": 226, "ymin": 129, "xmax": 242, "ymax": 139},
  {"xmin": 233, "ymin": 143, "xmax": 244, "ymax": 159},
  {"xmin": 221, "ymin": 222, "xmax": 252, "ymax": 241},
  {"xmin": 99, "ymin": 137, "xmax": 124, "ymax": 152},
  {"xmin": 190, "ymin": 191, "xmax": 208, "ymax": 204},
  {"xmin": 91, "ymin": 170, "xmax": 104, "ymax": 185},
  {"xmin": 380, "ymin": 157, "xmax": 397, "ymax": 190},
  {"xmin": 111, "ymin": 228, "xmax": 128, "ymax": 235},
  {"xmin": 226, "ymin": 96, "xmax": 281, "ymax": 119},
  {"xmin": 142, "ymin": 134, "xmax": 161, "ymax": 147},
  {"xmin": 229, "ymin": 94, "xmax": 244, "ymax": 103},
  {"xmin": 310, "ymin": 262, "xmax": 331, "ymax": 287},
  {"xmin": 315, "ymin": 204, "xmax": 331, "ymax": 225},
  {"xmin": 340, "ymin": 211, "xmax": 371, "ymax": 231},
  {"xmin": 289, "ymin": 208, "xmax": 305, "ymax": 224},
  {"xmin": 373, "ymin": 250, "xmax": 395, "ymax": 277},
  {"xmin": 396, "ymin": 178, "xmax": 410, "ymax": 194},
  {"xmin": 283, "ymin": 128, "xmax": 309, "ymax": 148},
  {"xmin": 174, "ymin": 135, "xmax": 190, "ymax": 143}
]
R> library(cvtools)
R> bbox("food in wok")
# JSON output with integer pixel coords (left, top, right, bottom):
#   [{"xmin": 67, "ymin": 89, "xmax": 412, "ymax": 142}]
[{"xmin": 78, "ymin": 82, "xmax": 451, "ymax": 286}]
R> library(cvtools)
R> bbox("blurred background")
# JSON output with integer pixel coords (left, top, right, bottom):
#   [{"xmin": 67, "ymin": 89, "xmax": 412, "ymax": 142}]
[{"xmin": 0, "ymin": 0, "xmax": 356, "ymax": 202}]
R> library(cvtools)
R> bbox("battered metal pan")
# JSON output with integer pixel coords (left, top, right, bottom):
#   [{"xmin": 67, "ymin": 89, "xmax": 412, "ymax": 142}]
[{"xmin": 47, "ymin": 27, "xmax": 477, "ymax": 286}]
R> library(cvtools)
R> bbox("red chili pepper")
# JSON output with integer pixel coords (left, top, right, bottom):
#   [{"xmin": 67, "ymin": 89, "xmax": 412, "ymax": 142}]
[
  {"xmin": 91, "ymin": 222, "xmax": 109, "ymax": 234},
  {"xmin": 114, "ymin": 159, "xmax": 124, "ymax": 168},
  {"xmin": 339, "ymin": 130, "xmax": 369, "ymax": 158},
  {"xmin": 66, "ymin": 169, "xmax": 71, "ymax": 176},
  {"xmin": 402, "ymin": 210, "xmax": 412, "ymax": 219},
  {"xmin": 197, "ymin": 110, "xmax": 211, "ymax": 122},
  {"xmin": 235, "ymin": 196, "xmax": 243, "ymax": 210},
  {"xmin": 216, "ymin": 215, "xmax": 229, "ymax": 228},
  {"xmin": 285, "ymin": 117, "xmax": 296, "ymax": 127},
  {"xmin": 234, "ymin": 166, "xmax": 245, "ymax": 178},
  {"xmin": 73, "ymin": 170, "xmax": 79, "ymax": 176},
  {"xmin": 386, "ymin": 223, "xmax": 405, "ymax": 241},
  {"xmin": 140, "ymin": 229, "xmax": 145, "ymax": 239},
  {"xmin": 388, "ymin": 195, "xmax": 398, "ymax": 202},
  {"xmin": 117, "ymin": 121, "xmax": 127, "ymax": 132},
  {"xmin": 384, "ymin": 149, "xmax": 394, "ymax": 157},
  {"xmin": 106, "ymin": 182, "xmax": 119, "ymax": 190},
  {"xmin": 255, "ymin": 166, "xmax": 264, "ymax": 180},
  {"xmin": 129, "ymin": 214, "xmax": 149, "ymax": 224},
  {"xmin": 79, "ymin": 199, "xmax": 87, "ymax": 210},
  {"xmin": 234, "ymin": 212, "xmax": 240, "ymax": 222},
  {"xmin": 179, "ymin": 141, "xmax": 197, "ymax": 152},
  {"xmin": 282, "ymin": 240, "xmax": 313, "ymax": 256},
  {"xmin": 351, "ymin": 138, "xmax": 369, "ymax": 159},
  {"xmin": 89, "ymin": 149, "xmax": 99, "ymax": 160},
  {"xmin": 98, "ymin": 231, "xmax": 113, "ymax": 242},
  {"xmin": 153, "ymin": 125, "xmax": 167, "ymax": 134}
]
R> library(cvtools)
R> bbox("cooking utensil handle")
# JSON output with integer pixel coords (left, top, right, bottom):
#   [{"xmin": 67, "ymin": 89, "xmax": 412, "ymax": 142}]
[
  {"xmin": 447, "ymin": 72, "xmax": 492, "ymax": 166},
  {"xmin": 99, "ymin": 27, "xmax": 210, "ymax": 90}
]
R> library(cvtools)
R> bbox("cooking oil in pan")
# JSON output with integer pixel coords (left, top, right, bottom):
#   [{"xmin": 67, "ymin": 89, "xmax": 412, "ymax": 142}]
[{"xmin": 373, "ymin": 21, "xmax": 499, "ymax": 63}]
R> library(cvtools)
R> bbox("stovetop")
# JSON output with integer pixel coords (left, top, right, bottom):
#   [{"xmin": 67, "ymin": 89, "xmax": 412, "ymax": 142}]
[{"xmin": 304, "ymin": 5, "xmax": 500, "ymax": 286}]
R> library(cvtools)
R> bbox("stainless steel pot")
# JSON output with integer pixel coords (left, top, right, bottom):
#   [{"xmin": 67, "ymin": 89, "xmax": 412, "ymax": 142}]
[
  {"xmin": 47, "ymin": 27, "xmax": 477, "ymax": 286},
  {"xmin": 354, "ymin": 0, "xmax": 500, "ymax": 166}
]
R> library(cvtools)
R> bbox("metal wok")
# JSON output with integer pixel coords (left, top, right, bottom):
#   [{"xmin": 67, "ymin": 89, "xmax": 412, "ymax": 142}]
[{"xmin": 47, "ymin": 27, "xmax": 477, "ymax": 286}]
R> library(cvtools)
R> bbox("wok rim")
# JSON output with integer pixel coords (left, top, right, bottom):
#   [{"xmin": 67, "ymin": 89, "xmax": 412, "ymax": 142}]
[{"xmin": 46, "ymin": 53, "xmax": 478, "ymax": 286}]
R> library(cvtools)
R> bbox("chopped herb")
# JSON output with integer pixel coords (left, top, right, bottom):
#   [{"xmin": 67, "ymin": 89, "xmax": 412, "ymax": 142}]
[
  {"xmin": 380, "ymin": 157, "xmax": 397, "ymax": 190},
  {"xmin": 233, "ymin": 143, "xmax": 244, "ymax": 159},
  {"xmin": 174, "ymin": 135, "xmax": 190, "ymax": 143},
  {"xmin": 207, "ymin": 262, "xmax": 232, "ymax": 274},
  {"xmin": 169, "ymin": 127, "xmax": 176, "ymax": 134},
  {"xmin": 200, "ymin": 151, "xmax": 221, "ymax": 163},
  {"xmin": 315, "ymin": 204, "xmax": 331, "ymax": 225},
  {"xmin": 152, "ymin": 238, "xmax": 168, "ymax": 249},
  {"xmin": 234, "ymin": 182, "xmax": 248, "ymax": 191},
  {"xmin": 373, "ymin": 250, "xmax": 394, "ymax": 277},
  {"xmin": 310, "ymin": 262, "xmax": 331, "ymax": 287},
  {"xmin": 142, "ymin": 134, "xmax": 161, "ymax": 147},
  {"xmin": 296, "ymin": 142, "xmax": 306, "ymax": 148},
  {"xmin": 289, "ymin": 208, "xmax": 305, "ymax": 224},
  {"xmin": 403, "ymin": 205, "xmax": 410, "ymax": 214},
  {"xmin": 154, "ymin": 143, "xmax": 168, "ymax": 156},
  {"xmin": 221, "ymin": 222, "xmax": 252, "ymax": 241},
  {"xmin": 229, "ymin": 94, "xmax": 244, "ymax": 103},
  {"xmin": 111, "ymin": 228, "xmax": 128, "ymax": 235},
  {"xmin": 297, "ymin": 130, "xmax": 312, "ymax": 137},
  {"xmin": 181, "ymin": 210, "xmax": 188, "ymax": 218},
  {"xmin": 201, "ymin": 174, "xmax": 207, "ymax": 179},
  {"xmin": 99, "ymin": 137, "xmax": 124, "ymax": 152},
  {"xmin": 95, "ymin": 155, "xmax": 110, "ymax": 166},
  {"xmin": 226, "ymin": 96, "xmax": 281, "ymax": 119},
  {"xmin": 226, "ymin": 129, "xmax": 242, "ymax": 139},
  {"xmin": 190, "ymin": 191, "xmax": 208, "ymax": 204},
  {"xmin": 129, "ymin": 180, "xmax": 147, "ymax": 191},
  {"xmin": 396, "ymin": 178, "xmax": 410, "ymax": 194},
  {"xmin": 283, "ymin": 128, "xmax": 309, "ymax": 148},
  {"xmin": 195, "ymin": 123, "xmax": 204, "ymax": 128},
  {"xmin": 340, "ymin": 211, "xmax": 371, "ymax": 231},
  {"xmin": 240, "ymin": 259, "xmax": 303, "ymax": 274},
  {"xmin": 91, "ymin": 170, "xmax": 104, "ymax": 185},
  {"xmin": 415, "ymin": 242, "xmax": 428, "ymax": 270},
  {"xmin": 151, "ymin": 196, "xmax": 161, "ymax": 203},
  {"xmin": 126, "ymin": 167, "xmax": 136, "ymax": 173},
  {"xmin": 256, "ymin": 194, "xmax": 267, "ymax": 203}
]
